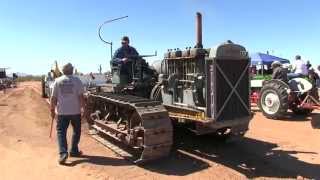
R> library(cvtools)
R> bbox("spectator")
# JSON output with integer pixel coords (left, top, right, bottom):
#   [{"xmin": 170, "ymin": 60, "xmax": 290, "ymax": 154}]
[
  {"xmin": 306, "ymin": 60, "xmax": 312, "ymax": 70},
  {"xmin": 316, "ymin": 65, "xmax": 320, "ymax": 87},
  {"xmin": 287, "ymin": 55, "xmax": 308, "ymax": 79}
]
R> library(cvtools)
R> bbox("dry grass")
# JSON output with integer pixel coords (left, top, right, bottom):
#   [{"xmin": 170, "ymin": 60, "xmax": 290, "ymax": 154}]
[{"xmin": 16, "ymin": 75, "xmax": 43, "ymax": 82}]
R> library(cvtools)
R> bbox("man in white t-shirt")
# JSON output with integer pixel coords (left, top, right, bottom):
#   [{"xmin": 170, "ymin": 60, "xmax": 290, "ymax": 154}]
[
  {"xmin": 288, "ymin": 55, "xmax": 308, "ymax": 79},
  {"xmin": 50, "ymin": 63, "xmax": 85, "ymax": 164}
]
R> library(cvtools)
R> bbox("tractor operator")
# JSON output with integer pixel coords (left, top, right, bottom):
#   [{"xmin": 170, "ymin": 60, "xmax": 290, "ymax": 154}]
[
  {"xmin": 111, "ymin": 36, "xmax": 139, "ymax": 81},
  {"xmin": 50, "ymin": 63, "xmax": 85, "ymax": 165},
  {"xmin": 271, "ymin": 61, "xmax": 288, "ymax": 82}
]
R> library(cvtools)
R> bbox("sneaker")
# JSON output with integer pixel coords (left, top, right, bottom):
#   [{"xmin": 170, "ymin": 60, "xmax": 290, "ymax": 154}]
[
  {"xmin": 69, "ymin": 151, "xmax": 83, "ymax": 157},
  {"xmin": 58, "ymin": 153, "xmax": 68, "ymax": 165}
]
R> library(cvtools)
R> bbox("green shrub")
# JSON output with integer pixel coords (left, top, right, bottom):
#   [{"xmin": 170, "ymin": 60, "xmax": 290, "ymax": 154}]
[
  {"xmin": 252, "ymin": 75, "xmax": 272, "ymax": 80},
  {"xmin": 16, "ymin": 75, "xmax": 43, "ymax": 82}
]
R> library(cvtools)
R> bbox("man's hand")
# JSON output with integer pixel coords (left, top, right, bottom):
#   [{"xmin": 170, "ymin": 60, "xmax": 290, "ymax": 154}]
[
  {"xmin": 81, "ymin": 108, "xmax": 86, "ymax": 119},
  {"xmin": 121, "ymin": 58, "xmax": 128, "ymax": 63}
]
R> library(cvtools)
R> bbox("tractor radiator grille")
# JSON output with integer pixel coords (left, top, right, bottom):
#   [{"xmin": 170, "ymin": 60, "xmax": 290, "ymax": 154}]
[{"xmin": 214, "ymin": 59, "xmax": 250, "ymax": 122}]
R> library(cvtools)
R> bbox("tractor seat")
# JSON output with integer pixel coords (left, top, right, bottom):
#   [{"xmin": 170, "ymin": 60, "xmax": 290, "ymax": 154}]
[{"xmin": 288, "ymin": 78, "xmax": 313, "ymax": 94}]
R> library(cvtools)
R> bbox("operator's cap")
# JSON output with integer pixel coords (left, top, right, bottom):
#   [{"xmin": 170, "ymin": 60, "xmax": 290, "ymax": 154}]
[
  {"xmin": 295, "ymin": 55, "xmax": 301, "ymax": 60},
  {"xmin": 121, "ymin": 36, "xmax": 130, "ymax": 42},
  {"xmin": 271, "ymin": 61, "xmax": 281, "ymax": 68}
]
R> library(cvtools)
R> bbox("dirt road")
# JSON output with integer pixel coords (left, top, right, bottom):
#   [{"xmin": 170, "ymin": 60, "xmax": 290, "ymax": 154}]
[{"xmin": 0, "ymin": 82, "xmax": 319, "ymax": 180}]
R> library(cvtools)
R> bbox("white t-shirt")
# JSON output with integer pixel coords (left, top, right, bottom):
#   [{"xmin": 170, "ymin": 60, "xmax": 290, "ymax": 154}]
[
  {"xmin": 52, "ymin": 75, "xmax": 84, "ymax": 115},
  {"xmin": 293, "ymin": 60, "xmax": 308, "ymax": 75},
  {"xmin": 316, "ymin": 69, "xmax": 320, "ymax": 77}
]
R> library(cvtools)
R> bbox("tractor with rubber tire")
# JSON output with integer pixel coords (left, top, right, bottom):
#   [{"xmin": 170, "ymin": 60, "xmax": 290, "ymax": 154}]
[{"xmin": 257, "ymin": 78, "xmax": 320, "ymax": 119}]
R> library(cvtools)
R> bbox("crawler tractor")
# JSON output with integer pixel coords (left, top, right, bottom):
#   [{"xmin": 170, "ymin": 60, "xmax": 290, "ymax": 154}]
[{"xmin": 85, "ymin": 12, "xmax": 252, "ymax": 163}]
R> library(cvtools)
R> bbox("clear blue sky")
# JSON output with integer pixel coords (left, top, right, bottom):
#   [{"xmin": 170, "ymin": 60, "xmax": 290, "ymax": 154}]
[{"xmin": 0, "ymin": 0, "xmax": 319, "ymax": 75}]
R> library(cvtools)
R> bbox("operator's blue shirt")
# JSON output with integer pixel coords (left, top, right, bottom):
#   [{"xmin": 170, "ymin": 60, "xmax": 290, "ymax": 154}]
[{"xmin": 111, "ymin": 46, "xmax": 139, "ymax": 65}]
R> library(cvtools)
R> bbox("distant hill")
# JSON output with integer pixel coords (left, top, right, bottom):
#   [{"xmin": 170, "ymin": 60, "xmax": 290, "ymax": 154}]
[
  {"xmin": 16, "ymin": 72, "xmax": 30, "ymax": 77},
  {"xmin": 5, "ymin": 72, "xmax": 31, "ymax": 78},
  {"xmin": 8, "ymin": 73, "xmax": 43, "ymax": 82},
  {"xmin": 16, "ymin": 75, "xmax": 43, "ymax": 82}
]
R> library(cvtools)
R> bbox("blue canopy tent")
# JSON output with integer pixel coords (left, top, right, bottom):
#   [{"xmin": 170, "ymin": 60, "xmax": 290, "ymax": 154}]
[
  {"xmin": 250, "ymin": 53, "xmax": 290, "ymax": 75},
  {"xmin": 250, "ymin": 52, "xmax": 290, "ymax": 66}
]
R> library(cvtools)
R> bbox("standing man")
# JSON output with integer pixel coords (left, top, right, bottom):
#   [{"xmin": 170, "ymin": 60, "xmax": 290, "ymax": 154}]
[
  {"xmin": 287, "ymin": 55, "xmax": 308, "ymax": 79},
  {"xmin": 50, "ymin": 63, "xmax": 85, "ymax": 164},
  {"xmin": 306, "ymin": 60, "xmax": 312, "ymax": 70},
  {"xmin": 111, "ymin": 36, "xmax": 139, "ymax": 83},
  {"xmin": 111, "ymin": 36, "xmax": 139, "ymax": 65}
]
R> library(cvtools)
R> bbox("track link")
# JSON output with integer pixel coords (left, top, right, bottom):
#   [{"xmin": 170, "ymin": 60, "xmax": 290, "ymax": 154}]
[{"xmin": 86, "ymin": 92, "xmax": 173, "ymax": 163}]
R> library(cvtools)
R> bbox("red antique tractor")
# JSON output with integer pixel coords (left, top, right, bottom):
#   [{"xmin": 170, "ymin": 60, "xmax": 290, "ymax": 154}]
[{"xmin": 251, "ymin": 77, "xmax": 320, "ymax": 119}]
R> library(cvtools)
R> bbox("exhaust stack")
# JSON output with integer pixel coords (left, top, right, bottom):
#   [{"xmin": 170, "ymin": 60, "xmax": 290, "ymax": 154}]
[{"xmin": 195, "ymin": 12, "xmax": 203, "ymax": 48}]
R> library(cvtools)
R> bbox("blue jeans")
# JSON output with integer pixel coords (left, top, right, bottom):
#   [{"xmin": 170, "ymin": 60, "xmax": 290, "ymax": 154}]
[
  {"xmin": 316, "ymin": 79, "xmax": 320, "ymax": 88},
  {"xmin": 287, "ymin": 73, "xmax": 304, "ymax": 79},
  {"xmin": 57, "ymin": 114, "xmax": 81, "ymax": 156}
]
